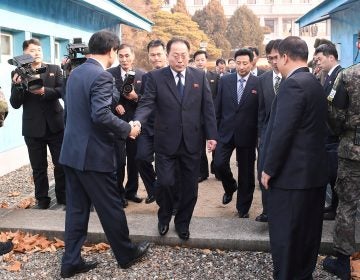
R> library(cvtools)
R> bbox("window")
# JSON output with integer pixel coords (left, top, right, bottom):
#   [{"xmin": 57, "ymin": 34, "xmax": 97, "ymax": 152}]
[
  {"xmin": 282, "ymin": 18, "xmax": 292, "ymax": 36},
  {"xmin": 194, "ymin": 0, "xmax": 203, "ymax": 5},
  {"xmin": 247, "ymin": 0, "xmax": 256, "ymax": 4},
  {"xmin": 264, "ymin": 19, "xmax": 275, "ymax": 33},
  {"xmin": 229, "ymin": 0, "xmax": 239, "ymax": 4},
  {"xmin": 282, "ymin": 0, "xmax": 292, "ymax": 3},
  {"xmin": 299, "ymin": 0, "xmax": 310, "ymax": 3},
  {"xmin": 54, "ymin": 41, "xmax": 60, "ymax": 65},
  {"xmin": 0, "ymin": 33, "xmax": 13, "ymax": 63},
  {"xmin": 264, "ymin": 0, "xmax": 274, "ymax": 3}
]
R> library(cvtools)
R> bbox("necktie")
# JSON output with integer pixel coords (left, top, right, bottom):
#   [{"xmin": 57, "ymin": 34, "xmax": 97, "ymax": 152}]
[
  {"xmin": 274, "ymin": 76, "xmax": 281, "ymax": 95},
  {"xmin": 176, "ymin": 72, "xmax": 184, "ymax": 98},
  {"xmin": 237, "ymin": 78, "xmax": 245, "ymax": 104},
  {"xmin": 324, "ymin": 74, "xmax": 330, "ymax": 88}
]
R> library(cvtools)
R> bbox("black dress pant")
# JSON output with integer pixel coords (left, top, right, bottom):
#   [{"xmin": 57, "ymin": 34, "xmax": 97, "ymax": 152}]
[
  {"xmin": 119, "ymin": 137, "xmax": 139, "ymax": 197},
  {"xmin": 155, "ymin": 140, "xmax": 200, "ymax": 231},
  {"xmin": 24, "ymin": 128, "xmax": 65, "ymax": 203},
  {"xmin": 199, "ymin": 137, "xmax": 209, "ymax": 179},
  {"xmin": 214, "ymin": 138, "xmax": 256, "ymax": 215},
  {"xmin": 268, "ymin": 186, "xmax": 326, "ymax": 280},
  {"xmin": 62, "ymin": 166, "xmax": 137, "ymax": 267},
  {"xmin": 136, "ymin": 132, "xmax": 155, "ymax": 197}
]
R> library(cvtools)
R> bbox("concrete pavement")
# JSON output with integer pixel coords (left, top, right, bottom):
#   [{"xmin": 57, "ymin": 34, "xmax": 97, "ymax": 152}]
[{"xmin": 0, "ymin": 207, "xmax": 359, "ymax": 254}]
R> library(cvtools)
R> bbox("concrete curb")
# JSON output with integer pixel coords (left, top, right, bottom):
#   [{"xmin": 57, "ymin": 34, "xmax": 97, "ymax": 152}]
[{"xmin": 1, "ymin": 209, "xmax": 359, "ymax": 254}]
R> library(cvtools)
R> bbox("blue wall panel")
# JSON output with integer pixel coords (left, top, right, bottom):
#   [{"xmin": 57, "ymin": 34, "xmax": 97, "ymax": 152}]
[{"xmin": 331, "ymin": 1, "xmax": 360, "ymax": 67}]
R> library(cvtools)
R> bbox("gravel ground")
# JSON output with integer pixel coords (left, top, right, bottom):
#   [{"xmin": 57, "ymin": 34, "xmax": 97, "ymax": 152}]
[
  {"xmin": 0, "ymin": 162, "xmax": 338, "ymax": 279},
  {"xmin": 0, "ymin": 245, "xmax": 338, "ymax": 280}
]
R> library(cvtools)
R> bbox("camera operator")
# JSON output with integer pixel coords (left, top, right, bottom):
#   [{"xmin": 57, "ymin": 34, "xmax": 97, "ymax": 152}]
[
  {"xmin": 10, "ymin": 38, "xmax": 65, "ymax": 209},
  {"xmin": 107, "ymin": 44, "xmax": 145, "ymax": 205}
]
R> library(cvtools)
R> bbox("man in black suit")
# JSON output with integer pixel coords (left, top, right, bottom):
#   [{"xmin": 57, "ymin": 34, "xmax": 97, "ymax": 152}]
[
  {"xmin": 136, "ymin": 39, "xmax": 168, "ymax": 204},
  {"xmin": 107, "ymin": 44, "xmax": 145, "ymax": 204},
  {"xmin": 59, "ymin": 31, "xmax": 149, "ymax": 278},
  {"xmin": 261, "ymin": 36, "xmax": 328, "ymax": 280},
  {"xmin": 214, "ymin": 48, "xmax": 261, "ymax": 218},
  {"xmin": 193, "ymin": 50, "xmax": 219, "ymax": 182},
  {"xmin": 256, "ymin": 39, "xmax": 282, "ymax": 223},
  {"xmin": 215, "ymin": 58, "xmax": 228, "ymax": 77},
  {"xmin": 134, "ymin": 37, "xmax": 217, "ymax": 240},
  {"xmin": 314, "ymin": 43, "xmax": 343, "ymax": 220},
  {"xmin": 227, "ymin": 58, "xmax": 236, "ymax": 73},
  {"xmin": 10, "ymin": 38, "xmax": 65, "ymax": 209},
  {"xmin": 249, "ymin": 47, "xmax": 266, "ymax": 76}
]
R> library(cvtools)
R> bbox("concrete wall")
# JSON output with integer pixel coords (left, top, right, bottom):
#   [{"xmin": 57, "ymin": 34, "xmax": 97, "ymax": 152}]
[{"xmin": 330, "ymin": 1, "xmax": 360, "ymax": 67}]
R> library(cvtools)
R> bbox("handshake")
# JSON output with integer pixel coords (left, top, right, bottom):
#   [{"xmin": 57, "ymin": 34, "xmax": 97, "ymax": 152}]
[{"xmin": 128, "ymin": 120, "xmax": 141, "ymax": 139}]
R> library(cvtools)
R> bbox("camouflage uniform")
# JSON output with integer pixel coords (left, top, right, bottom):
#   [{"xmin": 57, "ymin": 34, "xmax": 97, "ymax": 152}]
[
  {"xmin": 0, "ymin": 86, "xmax": 9, "ymax": 127},
  {"xmin": 328, "ymin": 63, "xmax": 360, "ymax": 255}
]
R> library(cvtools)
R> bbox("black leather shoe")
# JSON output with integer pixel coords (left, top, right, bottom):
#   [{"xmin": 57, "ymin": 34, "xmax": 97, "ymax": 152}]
[
  {"xmin": 145, "ymin": 195, "xmax": 155, "ymax": 204},
  {"xmin": 198, "ymin": 176, "xmax": 208, "ymax": 183},
  {"xmin": 324, "ymin": 205, "xmax": 334, "ymax": 213},
  {"xmin": 126, "ymin": 195, "xmax": 143, "ymax": 203},
  {"xmin": 60, "ymin": 260, "xmax": 98, "ymax": 278},
  {"xmin": 57, "ymin": 198, "xmax": 66, "ymax": 205},
  {"xmin": 323, "ymin": 255, "xmax": 350, "ymax": 280},
  {"xmin": 120, "ymin": 195, "xmax": 128, "ymax": 208},
  {"xmin": 255, "ymin": 213, "xmax": 268, "ymax": 222},
  {"xmin": 119, "ymin": 242, "xmax": 150, "ymax": 269},
  {"xmin": 0, "ymin": 241, "xmax": 13, "ymax": 256},
  {"xmin": 158, "ymin": 223, "xmax": 169, "ymax": 236},
  {"xmin": 35, "ymin": 199, "xmax": 50, "ymax": 209},
  {"xmin": 222, "ymin": 192, "xmax": 234, "ymax": 205},
  {"xmin": 175, "ymin": 228, "xmax": 190, "ymax": 240},
  {"xmin": 238, "ymin": 212, "xmax": 249, "ymax": 218},
  {"xmin": 323, "ymin": 211, "xmax": 336, "ymax": 220}
]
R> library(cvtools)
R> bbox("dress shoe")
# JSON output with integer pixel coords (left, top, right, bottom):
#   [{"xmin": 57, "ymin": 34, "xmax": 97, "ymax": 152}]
[
  {"xmin": 198, "ymin": 175, "xmax": 208, "ymax": 183},
  {"xmin": 324, "ymin": 205, "xmax": 334, "ymax": 213},
  {"xmin": 126, "ymin": 195, "xmax": 143, "ymax": 203},
  {"xmin": 60, "ymin": 260, "xmax": 98, "ymax": 278},
  {"xmin": 222, "ymin": 192, "xmax": 235, "ymax": 205},
  {"xmin": 35, "ymin": 199, "xmax": 50, "ymax": 209},
  {"xmin": 158, "ymin": 223, "xmax": 169, "ymax": 236},
  {"xmin": 323, "ymin": 211, "xmax": 336, "ymax": 220},
  {"xmin": 145, "ymin": 195, "xmax": 155, "ymax": 204},
  {"xmin": 323, "ymin": 254, "xmax": 350, "ymax": 280},
  {"xmin": 255, "ymin": 213, "xmax": 268, "ymax": 222},
  {"xmin": 120, "ymin": 196, "xmax": 128, "ymax": 208},
  {"xmin": 0, "ymin": 241, "xmax": 13, "ymax": 256},
  {"xmin": 119, "ymin": 241, "xmax": 150, "ymax": 269},
  {"xmin": 238, "ymin": 212, "xmax": 249, "ymax": 218},
  {"xmin": 57, "ymin": 198, "xmax": 66, "ymax": 205},
  {"xmin": 175, "ymin": 228, "xmax": 190, "ymax": 240}
]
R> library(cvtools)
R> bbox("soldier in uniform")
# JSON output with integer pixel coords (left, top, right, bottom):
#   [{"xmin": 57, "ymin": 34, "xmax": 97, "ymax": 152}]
[{"xmin": 323, "ymin": 62, "xmax": 360, "ymax": 280}]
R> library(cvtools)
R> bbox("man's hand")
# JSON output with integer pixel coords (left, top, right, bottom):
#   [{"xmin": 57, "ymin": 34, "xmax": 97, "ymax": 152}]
[
  {"xmin": 128, "ymin": 120, "xmax": 141, "ymax": 139},
  {"xmin": 30, "ymin": 87, "xmax": 45, "ymax": 95},
  {"xmin": 12, "ymin": 73, "xmax": 22, "ymax": 84},
  {"xmin": 261, "ymin": 171, "xmax": 271, "ymax": 190},
  {"xmin": 115, "ymin": 104, "xmax": 126, "ymax": 115},
  {"xmin": 207, "ymin": 140, "xmax": 217, "ymax": 152},
  {"xmin": 124, "ymin": 89, "xmax": 138, "ymax": 101}
]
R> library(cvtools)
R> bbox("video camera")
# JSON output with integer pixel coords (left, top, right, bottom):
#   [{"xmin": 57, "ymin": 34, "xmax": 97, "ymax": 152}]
[
  {"xmin": 121, "ymin": 71, "xmax": 136, "ymax": 96},
  {"xmin": 8, "ymin": 54, "xmax": 47, "ymax": 91},
  {"xmin": 62, "ymin": 38, "xmax": 89, "ymax": 78}
]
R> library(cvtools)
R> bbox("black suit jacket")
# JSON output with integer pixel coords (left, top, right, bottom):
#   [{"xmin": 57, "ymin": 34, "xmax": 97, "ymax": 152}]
[
  {"xmin": 262, "ymin": 67, "xmax": 328, "ymax": 189},
  {"xmin": 107, "ymin": 66, "xmax": 145, "ymax": 122},
  {"xmin": 60, "ymin": 58, "xmax": 131, "ymax": 172},
  {"xmin": 323, "ymin": 65, "xmax": 342, "ymax": 96},
  {"xmin": 258, "ymin": 71, "xmax": 277, "ymax": 135},
  {"xmin": 134, "ymin": 66, "xmax": 218, "ymax": 155},
  {"xmin": 10, "ymin": 64, "xmax": 64, "ymax": 137},
  {"xmin": 215, "ymin": 73, "xmax": 260, "ymax": 147},
  {"xmin": 206, "ymin": 70, "xmax": 219, "ymax": 99}
]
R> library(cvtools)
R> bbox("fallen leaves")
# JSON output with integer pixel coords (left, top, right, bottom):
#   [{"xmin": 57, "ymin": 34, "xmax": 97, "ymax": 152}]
[
  {"xmin": 0, "ymin": 201, "xmax": 9, "ymax": 208},
  {"xmin": 0, "ymin": 231, "xmax": 110, "ymax": 273},
  {"xmin": 7, "ymin": 192, "xmax": 20, "ymax": 197},
  {"xmin": 16, "ymin": 197, "xmax": 36, "ymax": 209}
]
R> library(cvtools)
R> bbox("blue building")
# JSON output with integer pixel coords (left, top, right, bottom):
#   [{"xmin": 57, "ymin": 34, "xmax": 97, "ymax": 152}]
[
  {"xmin": 0, "ymin": 0, "xmax": 152, "ymax": 175},
  {"xmin": 296, "ymin": 0, "xmax": 360, "ymax": 67}
]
